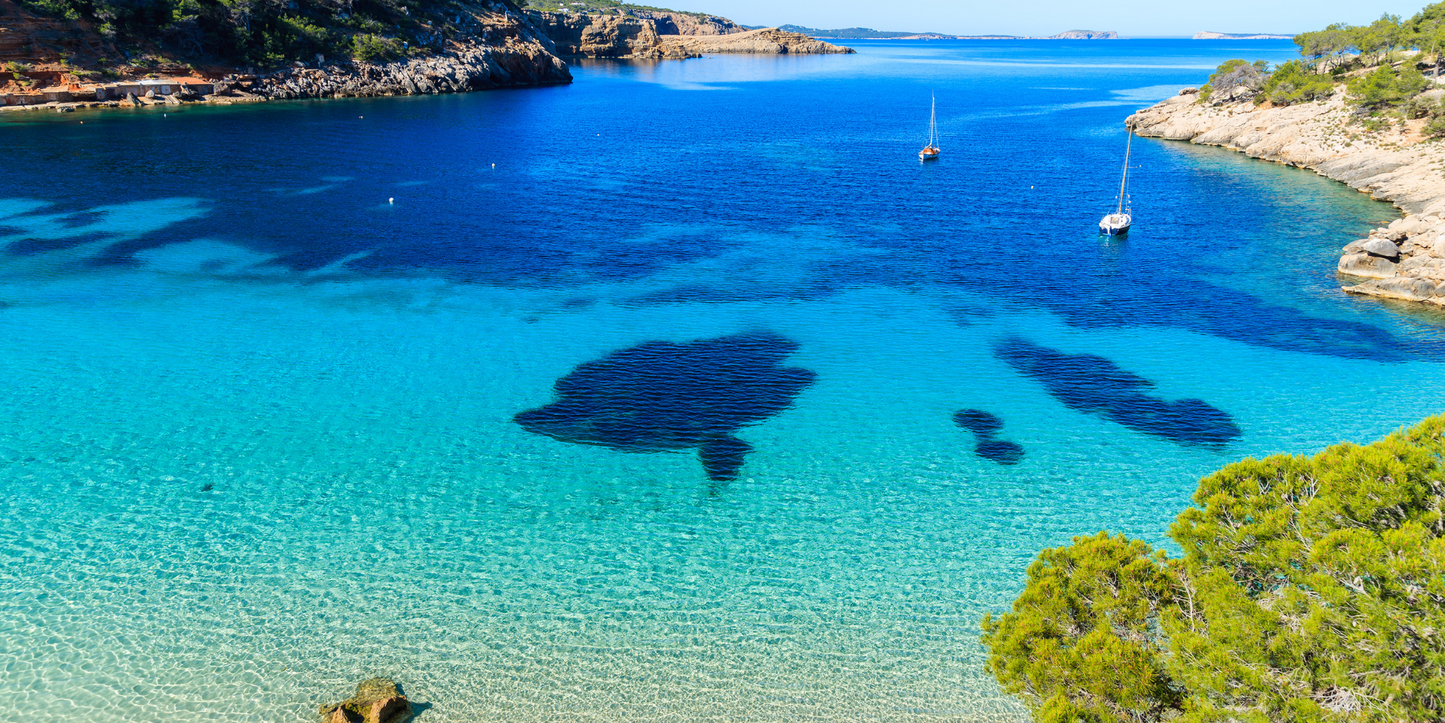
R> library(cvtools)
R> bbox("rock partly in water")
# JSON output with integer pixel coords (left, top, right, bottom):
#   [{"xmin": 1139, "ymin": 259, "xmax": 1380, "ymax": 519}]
[
  {"xmin": 319, "ymin": 678, "xmax": 413, "ymax": 723},
  {"xmin": 1338, "ymin": 253, "xmax": 1399, "ymax": 279}
]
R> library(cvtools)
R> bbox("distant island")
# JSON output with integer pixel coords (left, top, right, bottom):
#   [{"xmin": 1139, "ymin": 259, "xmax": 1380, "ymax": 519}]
[
  {"xmin": 1193, "ymin": 31, "xmax": 1295, "ymax": 39},
  {"xmin": 778, "ymin": 25, "xmax": 1119, "ymax": 40}
]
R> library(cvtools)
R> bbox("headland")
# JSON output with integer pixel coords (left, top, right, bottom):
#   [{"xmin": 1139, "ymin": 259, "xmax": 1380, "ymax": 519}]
[
  {"xmin": 530, "ymin": 11, "xmax": 853, "ymax": 59},
  {"xmin": 1130, "ymin": 80, "xmax": 1445, "ymax": 308}
]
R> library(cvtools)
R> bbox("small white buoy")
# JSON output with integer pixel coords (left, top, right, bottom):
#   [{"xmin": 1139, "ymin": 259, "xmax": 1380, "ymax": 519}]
[
  {"xmin": 164, "ymin": 113, "xmax": 167, "ymax": 117},
  {"xmin": 388, "ymin": 197, "xmax": 394, "ymax": 204},
  {"xmin": 491, "ymin": 163, "xmax": 495, "ymax": 169}
]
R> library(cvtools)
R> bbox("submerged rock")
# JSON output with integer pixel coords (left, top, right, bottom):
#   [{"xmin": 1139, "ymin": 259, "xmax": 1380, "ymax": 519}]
[{"xmin": 319, "ymin": 678, "xmax": 412, "ymax": 723}]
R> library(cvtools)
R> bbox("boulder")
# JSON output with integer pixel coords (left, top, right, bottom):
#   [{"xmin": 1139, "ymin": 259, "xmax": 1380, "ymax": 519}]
[
  {"xmin": 319, "ymin": 678, "xmax": 412, "ymax": 723},
  {"xmin": 1338, "ymin": 252, "xmax": 1398, "ymax": 278},
  {"xmin": 1343, "ymin": 238, "xmax": 1369, "ymax": 254},
  {"xmin": 1361, "ymin": 238, "xmax": 1401, "ymax": 259}
]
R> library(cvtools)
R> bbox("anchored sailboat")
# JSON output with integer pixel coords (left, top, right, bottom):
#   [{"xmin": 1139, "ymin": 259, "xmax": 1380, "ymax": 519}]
[
  {"xmin": 919, "ymin": 95, "xmax": 940, "ymax": 161},
  {"xmin": 1099, "ymin": 129, "xmax": 1133, "ymax": 235}
]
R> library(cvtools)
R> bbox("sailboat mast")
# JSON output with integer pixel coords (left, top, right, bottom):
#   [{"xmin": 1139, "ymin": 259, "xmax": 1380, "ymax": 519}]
[
  {"xmin": 929, "ymin": 95, "xmax": 937, "ymax": 147},
  {"xmin": 1116, "ymin": 130, "xmax": 1132, "ymax": 215}
]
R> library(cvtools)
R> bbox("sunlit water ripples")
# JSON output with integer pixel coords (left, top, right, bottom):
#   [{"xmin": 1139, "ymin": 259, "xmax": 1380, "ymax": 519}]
[{"xmin": 2, "ymin": 39, "xmax": 1443, "ymax": 722}]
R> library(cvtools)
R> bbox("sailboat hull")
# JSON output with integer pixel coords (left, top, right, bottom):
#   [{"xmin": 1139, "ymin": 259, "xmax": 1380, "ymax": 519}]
[
  {"xmin": 919, "ymin": 150, "xmax": 940, "ymax": 161},
  {"xmin": 1099, "ymin": 213, "xmax": 1131, "ymax": 236}
]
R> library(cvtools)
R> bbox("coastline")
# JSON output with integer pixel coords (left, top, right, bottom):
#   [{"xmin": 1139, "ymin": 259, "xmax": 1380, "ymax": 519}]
[
  {"xmin": 1128, "ymin": 90, "xmax": 1445, "ymax": 308},
  {"xmin": 0, "ymin": 0, "xmax": 572, "ymax": 115}
]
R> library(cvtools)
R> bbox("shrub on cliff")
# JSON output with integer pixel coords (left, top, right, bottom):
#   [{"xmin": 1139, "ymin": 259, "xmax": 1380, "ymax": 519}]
[
  {"xmin": 982, "ymin": 415, "xmax": 1445, "ymax": 723},
  {"xmin": 1348, "ymin": 63, "xmax": 1429, "ymax": 109}
]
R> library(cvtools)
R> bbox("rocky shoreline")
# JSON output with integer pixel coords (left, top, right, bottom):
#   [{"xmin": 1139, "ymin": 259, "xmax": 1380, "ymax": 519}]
[
  {"xmin": 0, "ymin": 3, "xmax": 571, "ymax": 114},
  {"xmin": 1128, "ymin": 89, "xmax": 1445, "ymax": 308}
]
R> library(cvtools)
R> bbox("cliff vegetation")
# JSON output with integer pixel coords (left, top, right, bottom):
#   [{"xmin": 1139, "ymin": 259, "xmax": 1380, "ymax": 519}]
[
  {"xmin": 1197, "ymin": 3, "xmax": 1445, "ymax": 135},
  {"xmin": 12, "ymin": 0, "xmax": 533, "ymax": 67},
  {"xmin": 983, "ymin": 416, "xmax": 1445, "ymax": 723}
]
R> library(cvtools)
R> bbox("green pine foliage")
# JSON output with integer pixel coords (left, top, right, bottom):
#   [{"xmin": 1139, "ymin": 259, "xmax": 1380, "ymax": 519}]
[
  {"xmin": 983, "ymin": 415, "xmax": 1445, "ymax": 723},
  {"xmin": 1259, "ymin": 60, "xmax": 1335, "ymax": 104},
  {"xmin": 1348, "ymin": 63, "xmax": 1428, "ymax": 108},
  {"xmin": 15, "ymin": 0, "xmax": 490, "ymax": 67}
]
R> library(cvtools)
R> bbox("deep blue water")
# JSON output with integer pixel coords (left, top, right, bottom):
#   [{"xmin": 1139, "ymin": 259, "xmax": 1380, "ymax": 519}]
[{"xmin": 2, "ymin": 39, "xmax": 1443, "ymax": 722}]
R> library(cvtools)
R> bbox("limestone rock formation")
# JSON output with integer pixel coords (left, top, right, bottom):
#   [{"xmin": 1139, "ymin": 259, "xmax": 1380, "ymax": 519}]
[
  {"xmin": 533, "ymin": 13, "xmax": 679, "ymax": 58},
  {"xmin": 663, "ymin": 29, "xmax": 855, "ymax": 55},
  {"xmin": 319, "ymin": 678, "xmax": 413, "ymax": 723},
  {"xmin": 1128, "ymin": 92, "xmax": 1445, "ymax": 308},
  {"xmin": 531, "ymin": 11, "xmax": 853, "ymax": 58},
  {"xmin": 630, "ymin": 10, "xmax": 744, "ymax": 36}
]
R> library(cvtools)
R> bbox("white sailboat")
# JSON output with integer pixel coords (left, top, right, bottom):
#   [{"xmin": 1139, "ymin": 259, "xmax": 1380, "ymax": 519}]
[
  {"xmin": 919, "ymin": 95, "xmax": 940, "ymax": 161},
  {"xmin": 1099, "ymin": 129, "xmax": 1133, "ymax": 236}
]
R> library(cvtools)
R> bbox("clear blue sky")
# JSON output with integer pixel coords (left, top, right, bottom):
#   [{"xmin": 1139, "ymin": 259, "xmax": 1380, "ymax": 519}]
[{"xmin": 658, "ymin": 0, "xmax": 1431, "ymax": 37}]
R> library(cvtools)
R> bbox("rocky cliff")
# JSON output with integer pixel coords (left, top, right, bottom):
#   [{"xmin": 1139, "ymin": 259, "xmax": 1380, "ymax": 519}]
[
  {"xmin": 1128, "ymin": 89, "xmax": 1445, "ymax": 309},
  {"xmin": 258, "ymin": 20, "xmax": 571, "ymax": 100},
  {"xmin": 531, "ymin": 11, "xmax": 853, "ymax": 59}
]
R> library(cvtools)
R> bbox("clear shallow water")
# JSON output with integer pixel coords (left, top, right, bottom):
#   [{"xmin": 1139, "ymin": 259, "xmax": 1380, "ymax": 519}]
[{"xmin": 3, "ymin": 39, "xmax": 1444, "ymax": 722}]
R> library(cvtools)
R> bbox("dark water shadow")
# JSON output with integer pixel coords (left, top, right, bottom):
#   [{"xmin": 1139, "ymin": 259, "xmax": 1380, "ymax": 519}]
[
  {"xmin": 514, "ymin": 331, "xmax": 816, "ymax": 481},
  {"xmin": 995, "ymin": 336, "xmax": 1241, "ymax": 448}
]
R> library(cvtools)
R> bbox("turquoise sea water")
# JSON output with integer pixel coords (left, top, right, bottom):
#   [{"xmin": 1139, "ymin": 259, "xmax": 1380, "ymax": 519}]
[{"xmin": 4, "ymin": 39, "xmax": 1445, "ymax": 722}]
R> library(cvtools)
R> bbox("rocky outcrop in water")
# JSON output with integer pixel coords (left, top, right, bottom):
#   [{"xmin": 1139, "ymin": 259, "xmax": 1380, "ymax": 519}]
[
  {"xmin": 320, "ymin": 678, "xmax": 412, "ymax": 723},
  {"xmin": 1128, "ymin": 90, "xmax": 1445, "ymax": 309},
  {"xmin": 531, "ymin": 11, "xmax": 853, "ymax": 58}
]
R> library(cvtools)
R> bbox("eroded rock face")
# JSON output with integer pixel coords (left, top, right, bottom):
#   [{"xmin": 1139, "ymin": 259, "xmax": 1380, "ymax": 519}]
[
  {"xmin": 254, "ymin": 9, "xmax": 572, "ymax": 101},
  {"xmin": 1127, "ymin": 92, "xmax": 1445, "ymax": 308}
]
